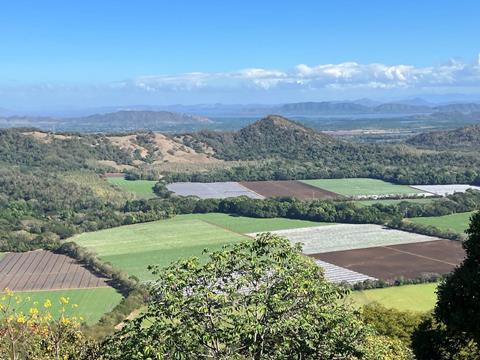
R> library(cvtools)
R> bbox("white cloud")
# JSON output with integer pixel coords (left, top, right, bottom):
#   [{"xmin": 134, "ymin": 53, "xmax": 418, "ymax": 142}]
[{"xmin": 121, "ymin": 57, "xmax": 480, "ymax": 93}]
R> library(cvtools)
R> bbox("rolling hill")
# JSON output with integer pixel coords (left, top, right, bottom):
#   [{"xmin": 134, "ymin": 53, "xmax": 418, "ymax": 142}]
[{"xmin": 406, "ymin": 124, "xmax": 480, "ymax": 149}]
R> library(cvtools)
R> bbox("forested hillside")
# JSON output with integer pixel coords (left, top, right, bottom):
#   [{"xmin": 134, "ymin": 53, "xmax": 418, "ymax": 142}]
[{"xmin": 407, "ymin": 124, "xmax": 480, "ymax": 149}]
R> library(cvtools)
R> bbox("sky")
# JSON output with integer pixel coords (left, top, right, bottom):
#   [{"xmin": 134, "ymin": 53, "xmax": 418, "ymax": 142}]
[{"xmin": 1, "ymin": 0, "xmax": 480, "ymax": 111}]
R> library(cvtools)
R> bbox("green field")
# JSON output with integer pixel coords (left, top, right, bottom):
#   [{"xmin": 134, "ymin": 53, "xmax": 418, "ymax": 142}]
[
  {"xmin": 106, "ymin": 177, "xmax": 157, "ymax": 199},
  {"xmin": 0, "ymin": 252, "xmax": 5, "ymax": 261},
  {"xmin": 72, "ymin": 218, "xmax": 247, "ymax": 280},
  {"xmin": 175, "ymin": 213, "xmax": 329, "ymax": 233},
  {"xmin": 409, "ymin": 211, "xmax": 475, "ymax": 234},
  {"xmin": 301, "ymin": 178, "xmax": 425, "ymax": 197},
  {"xmin": 355, "ymin": 198, "xmax": 435, "ymax": 207},
  {"xmin": 348, "ymin": 283, "xmax": 438, "ymax": 312},
  {"xmin": 1, "ymin": 287, "xmax": 122, "ymax": 325}
]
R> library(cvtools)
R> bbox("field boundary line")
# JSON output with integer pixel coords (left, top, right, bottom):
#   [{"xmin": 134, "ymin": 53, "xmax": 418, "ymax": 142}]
[
  {"xmin": 235, "ymin": 182, "xmax": 266, "ymax": 199},
  {"xmin": 382, "ymin": 246, "xmax": 458, "ymax": 266},
  {"xmin": 199, "ymin": 219, "xmax": 252, "ymax": 239},
  {"xmin": 1, "ymin": 285, "xmax": 113, "ymax": 294}
]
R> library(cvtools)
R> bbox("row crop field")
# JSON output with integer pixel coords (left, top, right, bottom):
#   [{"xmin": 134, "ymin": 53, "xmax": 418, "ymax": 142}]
[
  {"xmin": 348, "ymin": 283, "xmax": 438, "ymax": 312},
  {"xmin": 314, "ymin": 240, "xmax": 464, "ymax": 281},
  {"xmin": 409, "ymin": 211, "xmax": 475, "ymax": 234},
  {"xmin": 0, "ymin": 250, "xmax": 109, "ymax": 291},
  {"xmin": 300, "ymin": 178, "xmax": 426, "ymax": 197},
  {"xmin": 251, "ymin": 224, "xmax": 442, "ymax": 254},
  {"xmin": 107, "ymin": 177, "xmax": 157, "ymax": 199},
  {"xmin": 239, "ymin": 180, "xmax": 341, "ymax": 200},
  {"xmin": 410, "ymin": 184, "xmax": 480, "ymax": 196},
  {"xmin": 166, "ymin": 182, "xmax": 263, "ymax": 199}
]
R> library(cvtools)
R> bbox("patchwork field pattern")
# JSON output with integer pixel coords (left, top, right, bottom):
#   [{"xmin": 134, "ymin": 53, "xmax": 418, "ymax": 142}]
[
  {"xmin": 167, "ymin": 182, "xmax": 264, "ymax": 199},
  {"xmin": 313, "ymin": 240, "xmax": 464, "ymax": 281},
  {"xmin": 301, "ymin": 178, "xmax": 426, "ymax": 197},
  {"xmin": 240, "ymin": 180, "xmax": 341, "ymax": 200},
  {"xmin": 410, "ymin": 184, "xmax": 480, "ymax": 196},
  {"xmin": 250, "ymin": 224, "xmax": 442, "ymax": 254},
  {"xmin": 73, "ymin": 218, "xmax": 247, "ymax": 280},
  {"xmin": 0, "ymin": 250, "xmax": 109, "ymax": 291},
  {"xmin": 409, "ymin": 211, "xmax": 475, "ymax": 234}
]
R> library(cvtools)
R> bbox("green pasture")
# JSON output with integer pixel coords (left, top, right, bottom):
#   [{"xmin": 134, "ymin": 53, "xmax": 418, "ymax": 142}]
[
  {"xmin": 1, "ymin": 287, "xmax": 122, "ymax": 325},
  {"xmin": 175, "ymin": 213, "xmax": 329, "ymax": 234},
  {"xmin": 409, "ymin": 211, "xmax": 475, "ymax": 234},
  {"xmin": 301, "ymin": 178, "xmax": 425, "ymax": 197},
  {"xmin": 106, "ymin": 177, "xmax": 157, "ymax": 199},
  {"xmin": 72, "ymin": 218, "xmax": 247, "ymax": 280},
  {"xmin": 348, "ymin": 283, "xmax": 438, "ymax": 312}
]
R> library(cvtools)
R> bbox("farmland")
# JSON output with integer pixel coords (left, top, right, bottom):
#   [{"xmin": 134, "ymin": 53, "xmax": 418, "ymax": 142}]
[
  {"xmin": 348, "ymin": 283, "xmax": 438, "ymax": 312},
  {"xmin": 1, "ymin": 287, "xmax": 122, "ymax": 325},
  {"xmin": 240, "ymin": 180, "xmax": 341, "ymax": 200},
  {"xmin": 355, "ymin": 198, "xmax": 435, "ymax": 207},
  {"xmin": 410, "ymin": 184, "xmax": 480, "ymax": 196},
  {"xmin": 0, "ymin": 250, "xmax": 109, "ymax": 291},
  {"xmin": 254, "ymin": 224, "xmax": 442, "ymax": 254},
  {"xmin": 72, "ymin": 218, "xmax": 247, "ymax": 280},
  {"xmin": 166, "ymin": 181, "xmax": 263, "ymax": 199},
  {"xmin": 300, "ymin": 178, "xmax": 425, "ymax": 197},
  {"xmin": 314, "ymin": 240, "xmax": 464, "ymax": 281},
  {"xmin": 107, "ymin": 177, "xmax": 157, "ymax": 199},
  {"xmin": 175, "ymin": 213, "xmax": 328, "ymax": 233},
  {"xmin": 409, "ymin": 211, "xmax": 475, "ymax": 234}
]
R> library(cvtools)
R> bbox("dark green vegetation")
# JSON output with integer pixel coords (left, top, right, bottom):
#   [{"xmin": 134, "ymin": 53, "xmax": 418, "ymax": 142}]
[
  {"xmin": 407, "ymin": 124, "xmax": 480, "ymax": 149},
  {"xmin": 102, "ymin": 235, "xmax": 411, "ymax": 359}
]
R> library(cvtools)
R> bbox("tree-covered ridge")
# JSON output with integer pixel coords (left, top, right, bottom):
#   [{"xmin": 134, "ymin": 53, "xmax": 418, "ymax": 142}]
[{"xmin": 406, "ymin": 124, "xmax": 480, "ymax": 149}]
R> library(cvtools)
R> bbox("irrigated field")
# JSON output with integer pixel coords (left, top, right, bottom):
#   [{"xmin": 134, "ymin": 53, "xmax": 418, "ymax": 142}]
[
  {"xmin": 72, "ymin": 218, "xmax": 248, "ymax": 280},
  {"xmin": 314, "ymin": 240, "xmax": 464, "ymax": 281},
  {"xmin": 107, "ymin": 177, "xmax": 157, "ymax": 199},
  {"xmin": 300, "ymin": 178, "xmax": 426, "ymax": 197},
  {"xmin": 166, "ymin": 182, "xmax": 263, "ymax": 199},
  {"xmin": 409, "ymin": 211, "xmax": 475, "ymax": 234},
  {"xmin": 0, "ymin": 250, "xmax": 109, "ymax": 291},
  {"xmin": 240, "ymin": 180, "xmax": 341, "ymax": 200},
  {"xmin": 355, "ymin": 198, "xmax": 435, "ymax": 207},
  {"xmin": 1, "ymin": 287, "xmax": 122, "ymax": 325},
  {"xmin": 253, "ymin": 224, "xmax": 441, "ymax": 254},
  {"xmin": 348, "ymin": 283, "xmax": 438, "ymax": 312},
  {"xmin": 175, "ymin": 213, "xmax": 329, "ymax": 233}
]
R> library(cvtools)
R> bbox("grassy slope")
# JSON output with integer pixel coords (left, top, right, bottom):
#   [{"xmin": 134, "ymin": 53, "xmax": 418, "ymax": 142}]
[
  {"xmin": 72, "ymin": 218, "xmax": 247, "ymax": 280},
  {"xmin": 348, "ymin": 283, "xmax": 438, "ymax": 312},
  {"xmin": 175, "ymin": 213, "xmax": 330, "ymax": 233},
  {"xmin": 355, "ymin": 198, "xmax": 435, "ymax": 207},
  {"xmin": 2, "ymin": 287, "xmax": 122, "ymax": 325},
  {"xmin": 106, "ymin": 177, "xmax": 157, "ymax": 199},
  {"xmin": 301, "ymin": 178, "xmax": 425, "ymax": 196},
  {"xmin": 409, "ymin": 211, "xmax": 474, "ymax": 234}
]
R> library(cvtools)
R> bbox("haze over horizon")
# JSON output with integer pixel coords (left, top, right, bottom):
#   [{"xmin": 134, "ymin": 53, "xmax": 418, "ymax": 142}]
[{"xmin": 2, "ymin": 0, "xmax": 480, "ymax": 111}]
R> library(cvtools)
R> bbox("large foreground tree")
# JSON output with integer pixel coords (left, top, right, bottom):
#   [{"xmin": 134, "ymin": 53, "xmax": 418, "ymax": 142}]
[{"xmin": 101, "ymin": 234, "xmax": 409, "ymax": 359}]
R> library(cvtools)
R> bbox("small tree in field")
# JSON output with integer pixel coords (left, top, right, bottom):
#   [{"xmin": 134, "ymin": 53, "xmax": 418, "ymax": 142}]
[{"xmin": 102, "ymin": 234, "xmax": 410, "ymax": 359}]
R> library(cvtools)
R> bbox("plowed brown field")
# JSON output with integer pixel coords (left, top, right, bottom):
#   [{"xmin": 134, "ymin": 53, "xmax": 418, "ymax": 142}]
[{"xmin": 240, "ymin": 180, "xmax": 341, "ymax": 200}]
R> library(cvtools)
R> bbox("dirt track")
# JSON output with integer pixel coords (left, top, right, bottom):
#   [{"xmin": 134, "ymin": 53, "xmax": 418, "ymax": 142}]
[
  {"xmin": 311, "ymin": 240, "xmax": 465, "ymax": 281},
  {"xmin": 240, "ymin": 180, "xmax": 341, "ymax": 200},
  {"xmin": 0, "ymin": 250, "xmax": 108, "ymax": 291}
]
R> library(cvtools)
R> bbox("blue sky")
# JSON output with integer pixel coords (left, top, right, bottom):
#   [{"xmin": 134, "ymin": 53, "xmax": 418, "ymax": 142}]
[{"xmin": 1, "ymin": 0, "xmax": 479, "ymax": 110}]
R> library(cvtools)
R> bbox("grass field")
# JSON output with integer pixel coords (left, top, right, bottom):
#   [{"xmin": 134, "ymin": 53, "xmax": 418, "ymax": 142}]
[
  {"xmin": 106, "ymin": 177, "xmax": 157, "ymax": 199},
  {"xmin": 409, "ymin": 211, "xmax": 475, "ymax": 234},
  {"xmin": 348, "ymin": 283, "xmax": 438, "ymax": 312},
  {"xmin": 1, "ymin": 287, "xmax": 122, "ymax": 325},
  {"xmin": 175, "ymin": 213, "xmax": 329, "ymax": 233},
  {"xmin": 72, "ymin": 218, "xmax": 247, "ymax": 280},
  {"xmin": 300, "ymin": 178, "xmax": 425, "ymax": 197},
  {"xmin": 0, "ymin": 252, "xmax": 5, "ymax": 261},
  {"xmin": 355, "ymin": 198, "xmax": 435, "ymax": 207}
]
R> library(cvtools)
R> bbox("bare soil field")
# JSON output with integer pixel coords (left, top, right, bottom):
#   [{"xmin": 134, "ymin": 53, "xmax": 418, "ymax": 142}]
[
  {"xmin": 240, "ymin": 180, "xmax": 341, "ymax": 200},
  {"xmin": 0, "ymin": 250, "xmax": 108, "ymax": 291},
  {"xmin": 311, "ymin": 240, "xmax": 465, "ymax": 281}
]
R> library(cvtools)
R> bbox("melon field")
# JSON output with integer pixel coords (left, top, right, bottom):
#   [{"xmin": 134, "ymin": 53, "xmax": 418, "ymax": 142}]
[
  {"xmin": 300, "ymin": 178, "xmax": 425, "ymax": 197},
  {"xmin": 409, "ymin": 211, "xmax": 475, "ymax": 234},
  {"xmin": 348, "ymin": 283, "xmax": 438, "ymax": 312},
  {"xmin": 106, "ymin": 177, "xmax": 157, "ymax": 199}
]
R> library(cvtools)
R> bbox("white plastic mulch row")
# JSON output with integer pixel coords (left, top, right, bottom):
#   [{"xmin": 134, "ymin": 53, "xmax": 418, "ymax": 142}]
[
  {"xmin": 166, "ymin": 182, "xmax": 264, "ymax": 199},
  {"xmin": 409, "ymin": 184, "xmax": 480, "ymax": 196},
  {"xmin": 248, "ymin": 224, "xmax": 441, "ymax": 254},
  {"xmin": 315, "ymin": 259, "xmax": 376, "ymax": 284}
]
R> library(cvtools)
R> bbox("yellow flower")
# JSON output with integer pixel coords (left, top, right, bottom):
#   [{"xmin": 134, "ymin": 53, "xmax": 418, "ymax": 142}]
[
  {"xmin": 4, "ymin": 288, "xmax": 14, "ymax": 297},
  {"xmin": 44, "ymin": 299, "xmax": 52, "ymax": 308},
  {"xmin": 16, "ymin": 314, "xmax": 26, "ymax": 324},
  {"xmin": 60, "ymin": 297, "xmax": 69, "ymax": 305},
  {"xmin": 29, "ymin": 307, "xmax": 39, "ymax": 316}
]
